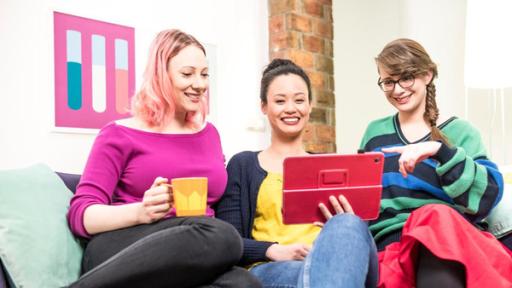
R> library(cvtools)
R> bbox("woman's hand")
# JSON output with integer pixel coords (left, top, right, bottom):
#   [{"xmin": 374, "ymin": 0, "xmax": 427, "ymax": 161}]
[
  {"xmin": 315, "ymin": 195, "xmax": 354, "ymax": 227},
  {"xmin": 138, "ymin": 177, "xmax": 173, "ymax": 224},
  {"xmin": 265, "ymin": 243, "xmax": 311, "ymax": 261},
  {"xmin": 382, "ymin": 141, "xmax": 442, "ymax": 178}
]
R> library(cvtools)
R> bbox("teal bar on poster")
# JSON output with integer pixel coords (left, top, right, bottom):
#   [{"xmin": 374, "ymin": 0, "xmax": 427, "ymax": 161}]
[
  {"xmin": 66, "ymin": 30, "xmax": 82, "ymax": 110},
  {"xmin": 67, "ymin": 62, "xmax": 82, "ymax": 110}
]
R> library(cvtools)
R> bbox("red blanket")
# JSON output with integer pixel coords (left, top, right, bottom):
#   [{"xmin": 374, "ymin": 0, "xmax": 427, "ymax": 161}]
[{"xmin": 378, "ymin": 204, "xmax": 512, "ymax": 288}]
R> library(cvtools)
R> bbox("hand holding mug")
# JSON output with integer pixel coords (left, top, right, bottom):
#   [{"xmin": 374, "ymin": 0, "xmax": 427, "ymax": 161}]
[{"xmin": 138, "ymin": 177, "xmax": 173, "ymax": 224}]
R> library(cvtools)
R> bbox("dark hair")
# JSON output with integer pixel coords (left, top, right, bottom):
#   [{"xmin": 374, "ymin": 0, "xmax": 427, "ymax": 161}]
[
  {"xmin": 260, "ymin": 58, "xmax": 312, "ymax": 104},
  {"xmin": 376, "ymin": 38, "xmax": 449, "ymax": 145}
]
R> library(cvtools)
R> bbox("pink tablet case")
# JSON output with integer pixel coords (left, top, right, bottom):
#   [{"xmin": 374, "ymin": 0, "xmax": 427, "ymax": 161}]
[{"xmin": 282, "ymin": 152, "xmax": 384, "ymax": 224}]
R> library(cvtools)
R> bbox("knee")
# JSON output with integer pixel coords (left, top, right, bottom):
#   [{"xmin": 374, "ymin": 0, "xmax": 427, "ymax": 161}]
[
  {"xmin": 198, "ymin": 217, "xmax": 243, "ymax": 261},
  {"xmin": 212, "ymin": 218, "xmax": 243, "ymax": 251},
  {"xmin": 325, "ymin": 213, "xmax": 367, "ymax": 234},
  {"xmin": 322, "ymin": 214, "xmax": 373, "ymax": 244}
]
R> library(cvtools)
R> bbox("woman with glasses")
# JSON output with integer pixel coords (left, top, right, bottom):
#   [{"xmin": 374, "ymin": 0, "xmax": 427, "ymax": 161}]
[{"xmin": 360, "ymin": 38, "xmax": 512, "ymax": 287}]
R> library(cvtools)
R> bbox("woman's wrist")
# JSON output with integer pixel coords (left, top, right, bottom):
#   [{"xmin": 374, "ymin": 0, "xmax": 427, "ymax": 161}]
[
  {"xmin": 134, "ymin": 202, "xmax": 150, "ymax": 225},
  {"xmin": 431, "ymin": 141, "xmax": 457, "ymax": 164},
  {"xmin": 265, "ymin": 243, "xmax": 279, "ymax": 261}
]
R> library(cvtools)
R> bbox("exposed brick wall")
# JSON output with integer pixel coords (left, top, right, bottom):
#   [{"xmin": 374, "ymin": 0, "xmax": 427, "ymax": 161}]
[{"xmin": 268, "ymin": 0, "xmax": 335, "ymax": 153}]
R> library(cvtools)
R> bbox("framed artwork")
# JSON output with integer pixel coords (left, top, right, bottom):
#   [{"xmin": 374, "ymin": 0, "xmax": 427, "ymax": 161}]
[{"xmin": 53, "ymin": 12, "xmax": 135, "ymax": 131}]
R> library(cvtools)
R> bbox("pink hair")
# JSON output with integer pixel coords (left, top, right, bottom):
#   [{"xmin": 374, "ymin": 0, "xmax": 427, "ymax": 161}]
[{"xmin": 131, "ymin": 29, "xmax": 208, "ymax": 129}]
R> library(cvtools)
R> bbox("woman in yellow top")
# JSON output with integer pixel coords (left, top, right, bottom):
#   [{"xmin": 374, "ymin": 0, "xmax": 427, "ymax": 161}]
[{"xmin": 216, "ymin": 59, "xmax": 378, "ymax": 287}]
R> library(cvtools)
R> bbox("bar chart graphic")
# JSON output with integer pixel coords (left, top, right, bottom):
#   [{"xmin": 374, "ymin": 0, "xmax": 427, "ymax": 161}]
[{"xmin": 54, "ymin": 12, "xmax": 135, "ymax": 129}]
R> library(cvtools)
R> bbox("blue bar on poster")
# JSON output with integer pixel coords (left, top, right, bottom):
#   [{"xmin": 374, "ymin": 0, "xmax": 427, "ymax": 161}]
[{"xmin": 66, "ymin": 30, "xmax": 82, "ymax": 110}]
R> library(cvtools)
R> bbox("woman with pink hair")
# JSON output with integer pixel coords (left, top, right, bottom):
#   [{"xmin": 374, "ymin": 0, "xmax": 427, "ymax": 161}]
[{"xmin": 67, "ymin": 29, "xmax": 260, "ymax": 288}]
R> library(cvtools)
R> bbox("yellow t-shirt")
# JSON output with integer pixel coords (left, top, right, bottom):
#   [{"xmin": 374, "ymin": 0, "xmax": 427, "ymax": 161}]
[{"xmin": 252, "ymin": 172, "xmax": 321, "ymax": 245}]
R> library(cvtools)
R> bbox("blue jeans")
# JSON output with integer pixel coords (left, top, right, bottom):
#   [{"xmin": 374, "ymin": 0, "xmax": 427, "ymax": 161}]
[{"xmin": 250, "ymin": 214, "xmax": 378, "ymax": 288}]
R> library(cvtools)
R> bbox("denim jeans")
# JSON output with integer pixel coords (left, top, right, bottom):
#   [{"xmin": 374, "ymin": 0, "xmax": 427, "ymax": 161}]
[{"xmin": 250, "ymin": 214, "xmax": 378, "ymax": 288}]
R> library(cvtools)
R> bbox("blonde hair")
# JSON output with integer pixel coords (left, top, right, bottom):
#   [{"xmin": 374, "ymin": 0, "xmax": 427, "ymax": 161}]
[
  {"xmin": 376, "ymin": 38, "xmax": 449, "ymax": 144},
  {"xmin": 131, "ymin": 29, "xmax": 207, "ymax": 129}
]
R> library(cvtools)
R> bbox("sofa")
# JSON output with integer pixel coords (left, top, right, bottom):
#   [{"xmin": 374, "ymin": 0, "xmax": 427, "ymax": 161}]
[{"xmin": 0, "ymin": 164, "xmax": 511, "ymax": 288}]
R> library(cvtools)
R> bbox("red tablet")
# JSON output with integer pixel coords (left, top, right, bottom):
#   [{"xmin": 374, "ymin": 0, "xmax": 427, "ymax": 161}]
[{"xmin": 282, "ymin": 152, "xmax": 384, "ymax": 224}]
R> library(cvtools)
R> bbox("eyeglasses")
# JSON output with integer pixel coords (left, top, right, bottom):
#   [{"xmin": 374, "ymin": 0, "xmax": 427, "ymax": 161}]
[{"xmin": 377, "ymin": 74, "xmax": 415, "ymax": 92}]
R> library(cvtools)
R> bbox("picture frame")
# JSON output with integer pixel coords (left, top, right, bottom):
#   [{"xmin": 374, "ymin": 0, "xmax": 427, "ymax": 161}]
[{"xmin": 53, "ymin": 12, "xmax": 135, "ymax": 132}]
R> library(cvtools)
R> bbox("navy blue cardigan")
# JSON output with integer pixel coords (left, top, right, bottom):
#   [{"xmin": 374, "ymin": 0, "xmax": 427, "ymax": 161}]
[{"xmin": 215, "ymin": 151, "xmax": 275, "ymax": 265}]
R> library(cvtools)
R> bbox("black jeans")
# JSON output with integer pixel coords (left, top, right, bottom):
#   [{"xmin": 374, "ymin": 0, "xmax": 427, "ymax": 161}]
[
  {"xmin": 69, "ymin": 217, "xmax": 261, "ymax": 288},
  {"xmin": 416, "ymin": 244, "xmax": 465, "ymax": 288}
]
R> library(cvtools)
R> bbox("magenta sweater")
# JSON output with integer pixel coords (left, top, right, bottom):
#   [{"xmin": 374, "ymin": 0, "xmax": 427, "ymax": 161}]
[{"xmin": 67, "ymin": 122, "xmax": 227, "ymax": 238}]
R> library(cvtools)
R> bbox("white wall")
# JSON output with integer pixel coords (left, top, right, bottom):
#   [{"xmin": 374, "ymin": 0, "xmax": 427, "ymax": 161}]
[
  {"xmin": 0, "ymin": 0, "xmax": 269, "ymax": 173},
  {"xmin": 401, "ymin": 0, "xmax": 467, "ymax": 120},
  {"xmin": 333, "ymin": 0, "xmax": 403, "ymax": 153},
  {"xmin": 463, "ymin": 0, "xmax": 512, "ymax": 165},
  {"xmin": 334, "ymin": 0, "xmax": 467, "ymax": 153},
  {"xmin": 334, "ymin": 0, "xmax": 512, "ymax": 165},
  {"xmin": 467, "ymin": 88, "xmax": 512, "ymax": 165}
]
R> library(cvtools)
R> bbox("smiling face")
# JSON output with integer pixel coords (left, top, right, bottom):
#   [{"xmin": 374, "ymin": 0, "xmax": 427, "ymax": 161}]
[
  {"xmin": 262, "ymin": 74, "xmax": 311, "ymax": 138},
  {"xmin": 378, "ymin": 64, "xmax": 432, "ymax": 117},
  {"xmin": 168, "ymin": 45, "xmax": 209, "ymax": 114}
]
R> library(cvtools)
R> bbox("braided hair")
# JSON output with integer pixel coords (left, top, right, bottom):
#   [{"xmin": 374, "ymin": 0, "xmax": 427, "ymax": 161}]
[{"xmin": 376, "ymin": 38, "xmax": 449, "ymax": 144}]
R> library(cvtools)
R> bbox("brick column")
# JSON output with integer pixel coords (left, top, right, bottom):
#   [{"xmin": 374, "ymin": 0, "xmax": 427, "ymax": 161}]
[{"xmin": 268, "ymin": 0, "xmax": 335, "ymax": 153}]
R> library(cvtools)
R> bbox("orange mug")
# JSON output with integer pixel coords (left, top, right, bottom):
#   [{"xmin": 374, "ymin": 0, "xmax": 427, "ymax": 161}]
[{"xmin": 170, "ymin": 177, "xmax": 208, "ymax": 217}]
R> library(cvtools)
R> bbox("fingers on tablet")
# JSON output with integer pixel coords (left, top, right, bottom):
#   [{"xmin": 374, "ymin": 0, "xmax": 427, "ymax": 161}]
[
  {"xmin": 329, "ymin": 195, "xmax": 344, "ymax": 214},
  {"xmin": 338, "ymin": 194, "xmax": 354, "ymax": 214},
  {"xmin": 313, "ymin": 221, "xmax": 325, "ymax": 227},
  {"xmin": 318, "ymin": 202, "xmax": 333, "ymax": 219}
]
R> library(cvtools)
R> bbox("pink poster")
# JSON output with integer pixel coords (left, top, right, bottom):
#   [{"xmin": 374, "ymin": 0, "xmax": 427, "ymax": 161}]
[{"xmin": 54, "ymin": 12, "xmax": 135, "ymax": 130}]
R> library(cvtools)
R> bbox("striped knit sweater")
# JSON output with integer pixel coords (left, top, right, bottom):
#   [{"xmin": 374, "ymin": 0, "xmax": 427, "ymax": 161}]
[{"xmin": 360, "ymin": 114, "xmax": 504, "ymax": 241}]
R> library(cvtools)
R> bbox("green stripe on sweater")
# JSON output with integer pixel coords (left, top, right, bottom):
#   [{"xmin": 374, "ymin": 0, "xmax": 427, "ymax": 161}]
[
  {"xmin": 443, "ymin": 156, "xmax": 475, "ymax": 198},
  {"xmin": 466, "ymin": 166, "xmax": 488, "ymax": 214},
  {"xmin": 442, "ymin": 119, "xmax": 488, "ymax": 159},
  {"xmin": 370, "ymin": 214, "xmax": 409, "ymax": 240},
  {"xmin": 381, "ymin": 197, "xmax": 446, "ymax": 211},
  {"xmin": 436, "ymin": 147, "xmax": 465, "ymax": 176},
  {"xmin": 359, "ymin": 115, "xmax": 395, "ymax": 149}
]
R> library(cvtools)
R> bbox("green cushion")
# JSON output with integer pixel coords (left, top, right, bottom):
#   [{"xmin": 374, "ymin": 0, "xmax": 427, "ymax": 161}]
[{"xmin": 0, "ymin": 163, "xmax": 83, "ymax": 287}]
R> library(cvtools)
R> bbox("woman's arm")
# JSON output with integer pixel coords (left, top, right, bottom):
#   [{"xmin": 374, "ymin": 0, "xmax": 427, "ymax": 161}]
[
  {"xmin": 382, "ymin": 122, "xmax": 503, "ymax": 222},
  {"xmin": 68, "ymin": 125, "xmax": 171, "ymax": 238},
  {"xmin": 215, "ymin": 155, "xmax": 246, "ymax": 234},
  {"xmin": 83, "ymin": 203, "xmax": 144, "ymax": 234},
  {"xmin": 215, "ymin": 153, "xmax": 275, "ymax": 265},
  {"xmin": 432, "ymin": 141, "xmax": 503, "ymax": 222},
  {"xmin": 83, "ymin": 177, "xmax": 172, "ymax": 235}
]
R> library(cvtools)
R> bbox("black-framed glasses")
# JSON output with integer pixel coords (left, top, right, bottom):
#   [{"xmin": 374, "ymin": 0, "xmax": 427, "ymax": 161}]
[{"xmin": 377, "ymin": 74, "xmax": 415, "ymax": 92}]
